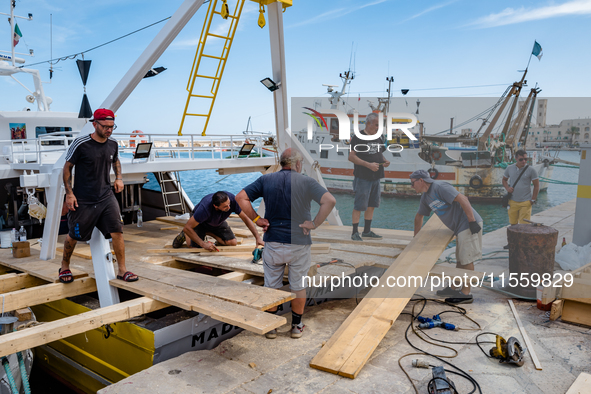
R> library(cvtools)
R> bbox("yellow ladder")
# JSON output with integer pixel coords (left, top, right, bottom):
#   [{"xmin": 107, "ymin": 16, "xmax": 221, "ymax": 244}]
[{"xmin": 178, "ymin": 0, "xmax": 246, "ymax": 136}]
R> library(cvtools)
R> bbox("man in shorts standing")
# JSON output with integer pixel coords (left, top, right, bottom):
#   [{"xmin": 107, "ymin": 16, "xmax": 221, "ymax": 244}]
[
  {"xmin": 172, "ymin": 191, "xmax": 263, "ymax": 251},
  {"xmin": 502, "ymin": 149, "xmax": 539, "ymax": 248},
  {"xmin": 349, "ymin": 112, "xmax": 390, "ymax": 241},
  {"xmin": 60, "ymin": 108, "xmax": 138, "ymax": 283},
  {"xmin": 236, "ymin": 149, "xmax": 336, "ymax": 339},
  {"xmin": 410, "ymin": 170, "xmax": 483, "ymax": 304}
]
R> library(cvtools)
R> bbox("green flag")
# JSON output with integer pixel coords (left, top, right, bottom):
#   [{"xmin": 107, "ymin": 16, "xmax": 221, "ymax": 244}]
[
  {"xmin": 13, "ymin": 23, "xmax": 22, "ymax": 47},
  {"xmin": 532, "ymin": 41, "xmax": 543, "ymax": 61}
]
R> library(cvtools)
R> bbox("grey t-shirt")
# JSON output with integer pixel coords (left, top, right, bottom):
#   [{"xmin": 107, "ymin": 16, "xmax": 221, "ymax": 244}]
[
  {"xmin": 418, "ymin": 181, "xmax": 482, "ymax": 235},
  {"xmin": 503, "ymin": 164, "xmax": 538, "ymax": 202}
]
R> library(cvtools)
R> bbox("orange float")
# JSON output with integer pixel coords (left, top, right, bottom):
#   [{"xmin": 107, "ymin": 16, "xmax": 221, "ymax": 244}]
[{"xmin": 130, "ymin": 129, "xmax": 147, "ymax": 148}]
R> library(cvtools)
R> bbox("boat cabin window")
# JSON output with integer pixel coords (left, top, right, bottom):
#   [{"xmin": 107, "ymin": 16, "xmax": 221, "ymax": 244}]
[
  {"xmin": 320, "ymin": 150, "xmax": 329, "ymax": 159},
  {"xmin": 36, "ymin": 127, "xmax": 73, "ymax": 145}
]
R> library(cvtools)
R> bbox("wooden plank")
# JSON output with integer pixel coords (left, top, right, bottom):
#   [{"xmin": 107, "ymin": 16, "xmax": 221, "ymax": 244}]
[
  {"xmin": 160, "ymin": 226, "xmax": 180, "ymax": 230},
  {"xmin": 549, "ymin": 299, "xmax": 564, "ymax": 321},
  {"xmin": 507, "ymin": 300, "xmax": 542, "ymax": 370},
  {"xmin": 311, "ymin": 236, "xmax": 409, "ymax": 249},
  {"xmin": 566, "ymin": 372, "xmax": 591, "ymax": 394},
  {"xmin": 150, "ymin": 243, "xmax": 329, "ymax": 255},
  {"xmin": 0, "ymin": 277, "xmax": 97, "ymax": 312},
  {"xmin": 561, "ymin": 278, "xmax": 591, "ymax": 303},
  {"xmin": 176, "ymin": 254, "xmax": 317, "ymax": 279},
  {"xmin": 310, "ymin": 215, "xmax": 454, "ymax": 378},
  {"xmin": 109, "ymin": 278, "xmax": 284, "ymax": 334},
  {"xmin": 561, "ymin": 300, "xmax": 591, "ymax": 327},
  {"xmin": 0, "ymin": 273, "xmax": 47, "ymax": 293},
  {"xmin": 0, "ymin": 259, "xmax": 87, "ymax": 283},
  {"xmin": 113, "ymin": 263, "xmax": 293, "ymax": 311},
  {"xmin": 56, "ymin": 244, "xmax": 114, "ymax": 260},
  {"xmin": 0, "ymin": 297, "xmax": 167, "ymax": 358},
  {"xmin": 318, "ymin": 225, "xmax": 414, "ymax": 240}
]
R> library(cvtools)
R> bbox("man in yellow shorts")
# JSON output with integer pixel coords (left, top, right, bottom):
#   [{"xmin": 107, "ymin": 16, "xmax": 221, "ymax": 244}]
[{"xmin": 502, "ymin": 149, "xmax": 540, "ymax": 248}]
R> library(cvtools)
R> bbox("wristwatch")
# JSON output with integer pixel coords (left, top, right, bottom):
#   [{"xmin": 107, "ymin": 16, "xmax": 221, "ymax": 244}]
[{"xmin": 530, "ymin": 199, "xmax": 536, "ymax": 204}]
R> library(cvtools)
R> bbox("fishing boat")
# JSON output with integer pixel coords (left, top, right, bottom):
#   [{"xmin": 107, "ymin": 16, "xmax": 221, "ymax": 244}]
[{"xmin": 295, "ymin": 70, "xmax": 554, "ymax": 201}]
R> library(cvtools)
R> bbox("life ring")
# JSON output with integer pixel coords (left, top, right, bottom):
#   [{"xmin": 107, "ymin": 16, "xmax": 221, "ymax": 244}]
[
  {"xmin": 130, "ymin": 130, "xmax": 147, "ymax": 148},
  {"xmin": 431, "ymin": 151, "xmax": 442, "ymax": 161},
  {"xmin": 428, "ymin": 168, "xmax": 439, "ymax": 179},
  {"xmin": 469, "ymin": 175, "xmax": 483, "ymax": 189}
]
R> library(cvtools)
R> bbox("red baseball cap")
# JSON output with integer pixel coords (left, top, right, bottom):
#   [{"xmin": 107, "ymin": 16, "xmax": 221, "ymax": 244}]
[{"xmin": 91, "ymin": 108, "xmax": 115, "ymax": 121}]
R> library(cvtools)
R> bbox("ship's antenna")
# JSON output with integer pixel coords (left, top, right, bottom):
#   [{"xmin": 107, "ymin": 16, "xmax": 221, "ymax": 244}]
[{"xmin": 50, "ymin": 14, "xmax": 53, "ymax": 80}]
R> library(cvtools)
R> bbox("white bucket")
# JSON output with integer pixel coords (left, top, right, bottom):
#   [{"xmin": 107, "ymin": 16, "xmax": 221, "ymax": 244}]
[{"xmin": 0, "ymin": 231, "xmax": 11, "ymax": 248}]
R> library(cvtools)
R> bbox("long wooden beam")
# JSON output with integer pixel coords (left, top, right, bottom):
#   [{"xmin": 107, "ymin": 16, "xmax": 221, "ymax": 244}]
[
  {"xmin": 109, "ymin": 278, "xmax": 285, "ymax": 334},
  {"xmin": 310, "ymin": 215, "xmax": 454, "ymax": 378},
  {"xmin": 0, "ymin": 297, "xmax": 167, "ymax": 358},
  {"xmin": 0, "ymin": 278, "xmax": 96, "ymax": 311},
  {"xmin": 0, "ymin": 273, "xmax": 47, "ymax": 293}
]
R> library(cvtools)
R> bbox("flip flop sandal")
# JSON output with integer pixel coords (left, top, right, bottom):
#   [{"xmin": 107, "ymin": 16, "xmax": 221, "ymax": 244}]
[
  {"xmin": 58, "ymin": 268, "xmax": 74, "ymax": 284},
  {"xmin": 117, "ymin": 271, "xmax": 139, "ymax": 282}
]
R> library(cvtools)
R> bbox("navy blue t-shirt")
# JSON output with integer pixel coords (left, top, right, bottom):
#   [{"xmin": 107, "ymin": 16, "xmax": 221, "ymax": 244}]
[
  {"xmin": 192, "ymin": 192, "xmax": 241, "ymax": 227},
  {"xmin": 243, "ymin": 169, "xmax": 328, "ymax": 245}
]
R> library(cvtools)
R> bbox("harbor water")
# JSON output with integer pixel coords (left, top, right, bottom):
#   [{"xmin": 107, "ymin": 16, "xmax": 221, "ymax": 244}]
[{"xmin": 147, "ymin": 151, "xmax": 581, "ymax": 235}]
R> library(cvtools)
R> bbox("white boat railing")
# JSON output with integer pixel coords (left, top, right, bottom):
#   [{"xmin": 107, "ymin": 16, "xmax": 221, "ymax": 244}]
[{"xmin": 2, "ymin": 133, "xmax": 275, "ymax": 165}]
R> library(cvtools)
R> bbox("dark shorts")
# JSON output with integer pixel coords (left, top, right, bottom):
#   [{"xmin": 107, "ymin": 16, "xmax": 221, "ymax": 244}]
[
  {"xmin": 353, "ymin": 177, "xmax": 381, "ymax": 211},
  {"xmin": 68, "ymin": 195, "xmax": 122, "ymax": 242},
  {"xmin": 190, "ymin": 221, "xmax": 236, "ymax": 247}
]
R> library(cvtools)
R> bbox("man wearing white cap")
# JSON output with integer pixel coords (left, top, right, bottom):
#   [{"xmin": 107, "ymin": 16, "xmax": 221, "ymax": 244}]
[{"xmin": 410, "ymin": 170, "xmax": 483, "ymax": 304}]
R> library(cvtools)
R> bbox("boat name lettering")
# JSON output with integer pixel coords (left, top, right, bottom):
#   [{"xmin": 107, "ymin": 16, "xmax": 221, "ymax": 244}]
[{"xmin": 191, "ymin": 323, "xmax": 241, "ymax": 346}]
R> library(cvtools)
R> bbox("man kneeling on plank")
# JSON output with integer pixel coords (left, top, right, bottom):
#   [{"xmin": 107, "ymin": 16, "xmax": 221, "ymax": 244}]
[
  {"xmin": 172, "ymin": 191, "xmax": 263, "ymax": 251},
  {"xmin": 410, "ymin": 169, "xmax": 483, "ymax": 304},
  {"xmin": 236, "ymin": 148, "xmax": 336, "ymax": 339}
]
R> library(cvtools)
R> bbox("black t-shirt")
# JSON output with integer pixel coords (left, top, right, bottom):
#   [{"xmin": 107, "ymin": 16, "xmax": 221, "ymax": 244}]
[
  {"xmin": 350, "ymin": 131, "xmax": 386, "ymax": 181},
  {"xmin": 65, "ymin": 135, "xmax": 119, "ymax": 204},
  {"xmin": 192, "ymin": 192, "xmax": 242, "ymax": 227}
]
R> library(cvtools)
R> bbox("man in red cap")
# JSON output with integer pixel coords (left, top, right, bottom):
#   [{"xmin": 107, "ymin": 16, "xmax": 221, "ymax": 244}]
[{"xmin": 58, "ymin": 108, "xmax": 138, "ymax": 283}]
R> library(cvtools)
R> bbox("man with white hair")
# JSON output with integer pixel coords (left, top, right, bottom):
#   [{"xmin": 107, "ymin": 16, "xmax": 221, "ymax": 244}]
[{"xmin": 236, "ymin": 148, "xmax": 336, "ymax": 339}]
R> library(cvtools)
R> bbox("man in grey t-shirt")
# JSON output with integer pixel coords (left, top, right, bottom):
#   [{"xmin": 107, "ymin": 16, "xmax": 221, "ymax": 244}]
[
  {"xmin": 502, "ymin": 149, "xmax": 540, "ymax": 228},
  {"xmin": 410, "ymin": 170, "xmax": 483, "ymax": 305}
]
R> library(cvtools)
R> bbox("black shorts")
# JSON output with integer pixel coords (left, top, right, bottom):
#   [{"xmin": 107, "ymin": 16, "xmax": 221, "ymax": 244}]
[
  {"xmin": 68, "ymin": 195, "xmax": 122, "ymax": 242},
  {"xmin": 190, "ymin": 221, "xmax": 235, "ymax": 247}
]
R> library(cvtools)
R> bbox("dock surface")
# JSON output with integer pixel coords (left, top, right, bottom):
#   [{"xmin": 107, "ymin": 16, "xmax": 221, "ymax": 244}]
[{"xmin": 97, "ymin": 199, "xmax": 591, "ymax": 394}]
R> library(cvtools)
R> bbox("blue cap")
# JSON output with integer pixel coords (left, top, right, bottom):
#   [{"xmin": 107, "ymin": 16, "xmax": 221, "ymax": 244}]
[{"xmin": 410, "ymin": 169, "xmax": 434, "ymax": 183}]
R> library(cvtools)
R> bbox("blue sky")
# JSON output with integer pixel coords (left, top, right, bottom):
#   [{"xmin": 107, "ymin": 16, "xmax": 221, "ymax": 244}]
[{"xmin": 2, "ymin": 0, "xmax": 590, "ymax": 136}]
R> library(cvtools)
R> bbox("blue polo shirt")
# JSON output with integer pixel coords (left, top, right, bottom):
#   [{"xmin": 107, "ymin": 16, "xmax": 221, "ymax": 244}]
[
  {"xmin": 243, "ymin": 169, "xmax": 328, "ymax": 245},
  {"xmin": 193, "ymin": 192, "xmax": 241, "ymax": 227}
]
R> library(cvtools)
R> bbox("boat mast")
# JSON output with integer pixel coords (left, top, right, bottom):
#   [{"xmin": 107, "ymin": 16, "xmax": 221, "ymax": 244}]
[{"xmin": 477, "ymin": 69, "xmax": 528, "ymax": 150}]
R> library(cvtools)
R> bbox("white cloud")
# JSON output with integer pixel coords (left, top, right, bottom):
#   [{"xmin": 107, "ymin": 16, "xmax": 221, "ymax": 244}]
[
  {"xmin": 287, "ymin": 0, "xmax": 389, "ymax": 28},
  {"xmin": 403, "ymin": 0, "xmax": 458, "ymax": 22},
  {"xmin": 470, "ymin": 0, "xmax": 591, "ymax": 28}
]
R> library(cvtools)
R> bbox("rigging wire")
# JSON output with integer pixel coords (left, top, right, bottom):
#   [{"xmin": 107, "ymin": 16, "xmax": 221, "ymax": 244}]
[
  {"xmin": 20, "ymin": 16, "xmax": 172, "ymax": 68},
  {"xmin": 349, "ymin": 83, "xmax": 511, "ymax": 95}
]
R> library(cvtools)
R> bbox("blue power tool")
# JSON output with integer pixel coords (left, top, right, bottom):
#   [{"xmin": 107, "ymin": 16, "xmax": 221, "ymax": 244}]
[
  {"xmin": 417, "ymin": 315, "xmax": 457, "ymax": 331},
  {"xmin": 252, "ymin": 247, "xmax": 263, "ymax": 264}
]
